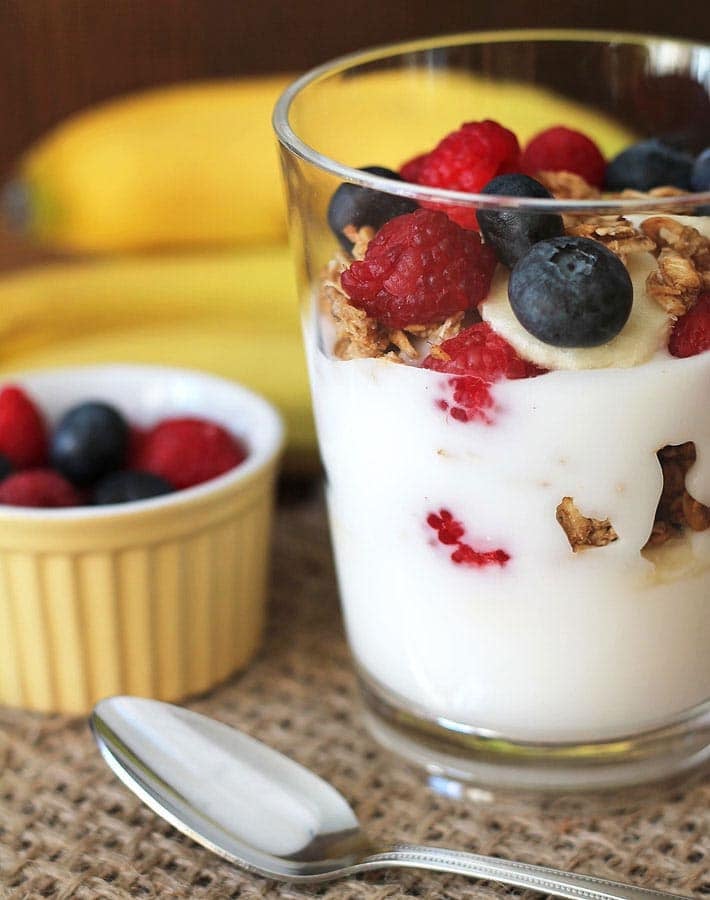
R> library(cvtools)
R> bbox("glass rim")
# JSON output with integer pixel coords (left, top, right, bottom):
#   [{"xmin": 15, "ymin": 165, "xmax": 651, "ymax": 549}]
[{"xmin": 273, "ymin": 28, "xmax": 710, "ymax": 215}]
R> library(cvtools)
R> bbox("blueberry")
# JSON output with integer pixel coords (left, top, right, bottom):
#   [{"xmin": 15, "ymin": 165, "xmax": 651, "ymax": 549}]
[
  {"xmin": 508, "ymin": 236, "xmax": 633, "ymax": 348},
  {"xmin": 478, "ymin": 174, "xmax": 564, "ymax": 268},
  {"xmin": 327, "ymin": 165, "xmax": 418, "ymax": 252},
  {"xmin": 693, "ymin": 148, "xmax": 710, "ymax": 214},
  {"xmin": 605, "ymin": 138, "xmax": 694, "ymax": 192},
  {"xmin": 0, "ymin": 453, "xmax": 12, "ymax": 482},
  {"xmin": 92, "ymin": 470, "xmax": 174, "ymax": 505},
  {"xmin": 691, "ymin": 148, "xmax": 710, "ymax": 193},
  {"xmin": 51, "ymin": 402, "xmax": 128, "ymax": 485}
]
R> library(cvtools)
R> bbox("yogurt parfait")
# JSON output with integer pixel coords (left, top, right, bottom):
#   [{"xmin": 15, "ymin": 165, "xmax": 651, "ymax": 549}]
[{"xmin": 275, "ymin": 32, "xmax": 710, "ymax": 789}]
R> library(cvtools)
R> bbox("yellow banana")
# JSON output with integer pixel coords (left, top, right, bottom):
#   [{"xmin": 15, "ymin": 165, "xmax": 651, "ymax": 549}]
[
  {"xmin": 7, "ymin": 76, "xmax": 294, "ymax": 253},
  {"xmin": 0, "ymin": 246, "xmax": 317, "ymax": 472},
  {"xmin": 5, "ymin": 71, "xmax": 635, "ymax": 255}
]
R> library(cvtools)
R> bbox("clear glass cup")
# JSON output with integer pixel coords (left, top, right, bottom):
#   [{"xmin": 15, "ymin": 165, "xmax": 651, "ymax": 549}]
[{"xmin": 274, "ymin": 31, "xmax": 710, "ymax": 792}]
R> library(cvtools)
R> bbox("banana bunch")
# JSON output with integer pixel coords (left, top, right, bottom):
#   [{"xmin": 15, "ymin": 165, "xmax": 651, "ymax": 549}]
[
  {"xmin": 7, "ymin": 75, "xmax": 292, "ymax": 252},
  {"xmin": 0, "ymin": 72, "xmax": 635, "ymax": 471}
]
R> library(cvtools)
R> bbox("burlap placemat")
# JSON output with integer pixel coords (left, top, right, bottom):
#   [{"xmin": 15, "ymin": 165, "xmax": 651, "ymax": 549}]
[{"xmin": 1, "ymin": 484, "xmax": 709, "ymax": 899}]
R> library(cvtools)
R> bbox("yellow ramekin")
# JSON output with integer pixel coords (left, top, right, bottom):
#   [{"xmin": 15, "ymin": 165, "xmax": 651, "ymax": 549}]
[{"xmin": 0, "ymin": 364, "xmax": 284, "ymax": 713}]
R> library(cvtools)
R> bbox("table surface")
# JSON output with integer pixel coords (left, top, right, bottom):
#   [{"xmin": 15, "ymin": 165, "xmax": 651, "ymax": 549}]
[{"xmin": 1, "ymin": 485, "xmax": 709, "ymax": 899}]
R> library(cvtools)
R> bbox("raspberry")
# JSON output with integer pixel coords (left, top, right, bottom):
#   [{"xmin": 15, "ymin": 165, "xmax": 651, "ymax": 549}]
[
  {"xmin": 521, "ymin": 126, "xmax": 606, "ymax": 189},
  {"xmin": 422, "ymin": 322, "xmax": 545, "ymax": 423},
  {"xmin": 423, "ymin": 322, "xmax": 544, "ymax": 379},
  {"xmin": 427, "ymin": 509, "xmax": 509, "ymax": 567},
  {"xmin": 451, "ymin": 543, "xmax": 509, "ymax": 566},
  {"xmin": 0, "ymin": 385, "xmax": 48, "ymax": 468},
  {"xmin": 669, "ymin": 293, "xmax": 710, "ymax": 358},
  {"xmin": 406, "ymin": 121, "xmax": 520, "ymax": 229},
  {"xmin": 0, "ymin": 469, "xmax": 81, "ymax": 508},
  {"xmin": 135, "ymin": 417, "xmax": 248, "ymax": 489},
  {"xmin": 340, "ymin": 209, "xmax": 497, "ymax": 329},
  {"xmin": 426, "ymin": 509, "xmax": 464, "ymax": 545},
  {"xmin": 400, "ymin": 152, "xmax": 428, "ymax": 183}
]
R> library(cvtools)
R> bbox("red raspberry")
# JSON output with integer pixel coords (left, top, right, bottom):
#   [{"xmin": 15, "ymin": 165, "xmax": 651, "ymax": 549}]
[
  {"xmin": 451, "ymin": 543, "xmax": 509, "ymax": 566},
  {"xmin": 427, "ymin": 509, "xmax": 509, "ymax": 567},
  {"xmin": 520, "ymin": 126, "xmax": 606, "ymax": 188},
  {"xmin": 400, "ymin": 152, "xmax": 428, "ymax": 183},
  {"xmin": 422, "ymin": 322, "xmax": 545, "ymax": 423},
  {"xmin": 406, "ymin": 121, "xmax": 520, "ymax": 229},
  {"xmin": 0, "ymin": 385, "xmax": 48, "ymax": 468},
  {"xmin": 423, "ymin": 322, "xmax": 542, "ymax": 379},
  {"xmin": 0, "ymin": 469, "xmax": 81, "ymax": 508},
  {"xmin": 426, "ymin": 509, "xmax": 465, "ymax": 545},
  {"xmin": 135, "ymin": 417, "xmax": 248, "ymax": 490},
  {"xmin": 340, "ymin": 209, "xmax": 497, "ymax": 329},
  {"xmin": 669, "ymin": 293, "xmax": 710, "ymax": 358}
]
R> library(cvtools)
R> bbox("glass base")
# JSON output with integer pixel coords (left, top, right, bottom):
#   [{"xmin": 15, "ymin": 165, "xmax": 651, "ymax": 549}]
[{"xmin": 359, "ymin": 669, "xmax": 710, "ymax": 794}]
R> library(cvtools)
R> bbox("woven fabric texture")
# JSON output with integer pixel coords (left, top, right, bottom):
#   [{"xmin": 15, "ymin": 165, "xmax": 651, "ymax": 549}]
[{"xmin": 1, "ymin": 487, "xmax": 709, "ymax": 899}]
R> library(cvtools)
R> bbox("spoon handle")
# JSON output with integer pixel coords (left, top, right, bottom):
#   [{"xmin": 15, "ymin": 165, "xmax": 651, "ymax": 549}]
[{"xmin": 363, "ymin": 844, "xmax": 686, "ymax": 900}]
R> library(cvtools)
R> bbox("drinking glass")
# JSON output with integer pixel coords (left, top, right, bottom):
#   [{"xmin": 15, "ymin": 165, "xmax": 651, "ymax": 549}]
[{"xmin": 274, "ymin": 31, "xmax": 710, "ymax": 791}]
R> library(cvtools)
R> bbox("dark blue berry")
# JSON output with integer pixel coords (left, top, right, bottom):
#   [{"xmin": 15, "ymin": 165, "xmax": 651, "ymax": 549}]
[
  {"xmin": 92, "ymin": 470, "xmax": 174, "ymax": 505},
  {"xmin": 478, "ymin": 174, "xmax": 564, "ymax": 268},
  {"xmin": 0, "ymin": 453, "xmax": 12, "ymax": 482},
  {"xmin": 691, "ymin": 147, "xmax": 710, "ymax": 215},
  {"xmin": 508, "ymin": 236, "xmax": 633, "ymax": 348},
  {"xmin": 691, "ymin": 148, "xmax": 710, "ymax": 193},
  {"xmin": 605, "ymin": 139, "xmax": 694, "ymax": 192},
  {"xmin": 50, "ymin": 402, "xmax": 128, "ymax": 485},
  {"xmin": 327, "ymin": 165, "xmax": 418, "ymax": 252}
]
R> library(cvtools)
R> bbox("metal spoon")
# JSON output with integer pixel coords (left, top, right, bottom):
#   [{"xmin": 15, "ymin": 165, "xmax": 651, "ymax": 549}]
[{"xmin": 91, "ymin": 696, "xmax": 687, "ymax": 899}]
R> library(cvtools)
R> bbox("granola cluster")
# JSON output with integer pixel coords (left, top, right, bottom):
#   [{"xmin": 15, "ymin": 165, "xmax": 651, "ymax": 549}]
[
  {"xmin": 567, "ymin": 216, "xmax": 655, "ymax": 261},
  {"xmin": 556, "ymin": 442, "xmax": 710, "ymax": 553},
  {"xmin": 642, "ymin": 216, "xmax": 710, "ymax": 316},
  {"xmin": 556, "ymin": 497, "xmax": 618, "ymax": 552},
  {"xmin": 539, "ymin": 170, "xmax": 710, "ymax": 320},
  {"xmin": 536, "ymin": 170, "xmax": 601, "ymax": 201},
  {"xmin": 647, "ymin": 443, "xmax": 710, "ymax": 546},
  {"xmin": 320, "ymin": 232, "xmax": 391, "ymax": 360}
]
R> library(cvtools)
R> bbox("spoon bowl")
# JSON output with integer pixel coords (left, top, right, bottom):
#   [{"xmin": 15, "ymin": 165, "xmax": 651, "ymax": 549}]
[
  {"xmin": 91, "ymin": 696, "xmax": 370, "ymax": 879},
  {"xmin": 91, "ymin": 696, "xmax": 690, "ymax": 898}
]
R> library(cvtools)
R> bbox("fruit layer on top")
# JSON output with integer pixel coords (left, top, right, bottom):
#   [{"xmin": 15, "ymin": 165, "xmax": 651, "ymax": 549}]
[{"xmin": 322, "ymin": 121, "xmax": 709, "ymax": 370}]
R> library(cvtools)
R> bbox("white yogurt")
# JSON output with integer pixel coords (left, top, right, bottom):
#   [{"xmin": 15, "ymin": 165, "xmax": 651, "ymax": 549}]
[{"xmin": 307, "ymin": 223, "xmax": 710, "ymax": 745}]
